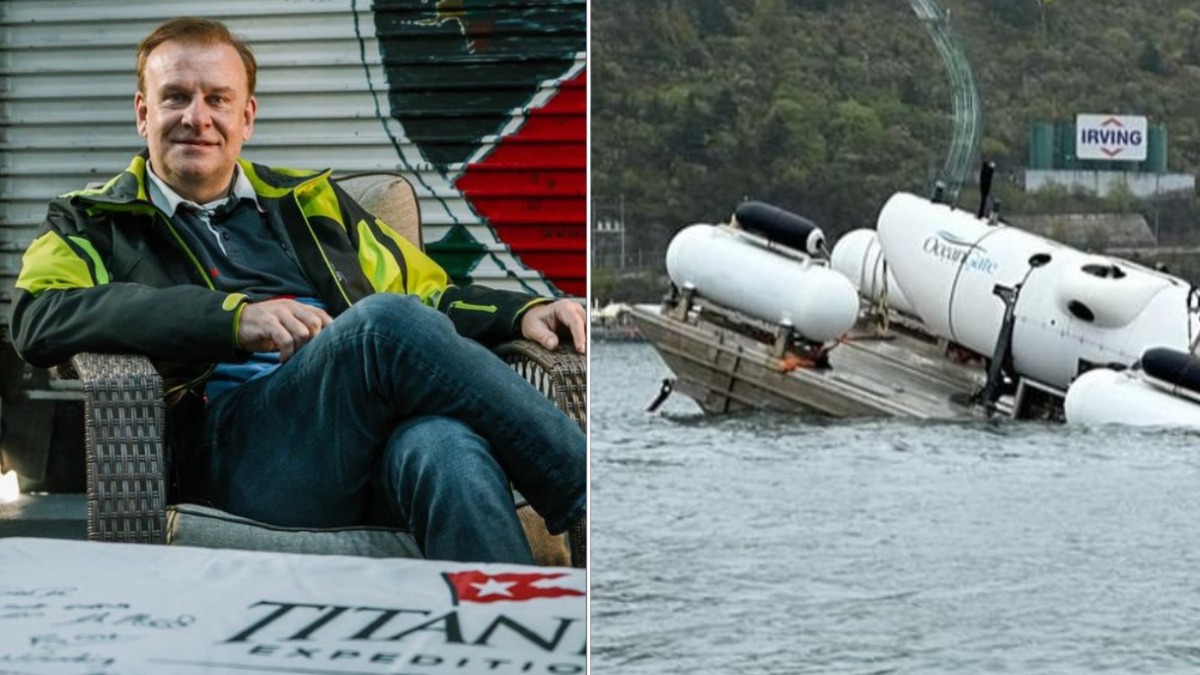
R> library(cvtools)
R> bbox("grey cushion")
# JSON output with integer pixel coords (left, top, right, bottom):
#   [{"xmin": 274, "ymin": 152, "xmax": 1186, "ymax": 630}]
[{"xmin": 166, "ymin": 504, "xmax": 423, "ymax": 559}]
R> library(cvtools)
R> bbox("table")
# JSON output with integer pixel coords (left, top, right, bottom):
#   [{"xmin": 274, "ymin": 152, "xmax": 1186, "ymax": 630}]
[
  {"xmin": 0, "ymin": 494, "xmax": 86, "ymax": 540},
  {"xmin": 0, "ymin": 538, "xmax": 585, "ymax": 675}
]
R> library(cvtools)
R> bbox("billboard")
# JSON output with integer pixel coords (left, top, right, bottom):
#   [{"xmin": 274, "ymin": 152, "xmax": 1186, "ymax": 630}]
[{"xmin": 1076, "ymin": 114, "xmax": 1148, "ymax": 162}]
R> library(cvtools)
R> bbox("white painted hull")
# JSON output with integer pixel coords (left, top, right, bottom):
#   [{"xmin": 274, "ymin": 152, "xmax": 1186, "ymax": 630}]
[
  {"xmin": 874, "ymin": 192, "xmax": 1199, "ymax": 390},
  {"xmin": 665, "ymin": 224, "xmax": 859, "ymax": 342},
  {"xmin": 830, "ymin": 228, "xmax": 917, "ymax": 317},
  {"xmin": 1065, "ymin": 368, "xmax": 1200, "ymax": 428}
]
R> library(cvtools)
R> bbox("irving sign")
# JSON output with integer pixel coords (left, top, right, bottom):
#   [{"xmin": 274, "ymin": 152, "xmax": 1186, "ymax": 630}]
[{"xmin": 1075, "ymin": 114, "xmax": 1148, "ymax": 162}]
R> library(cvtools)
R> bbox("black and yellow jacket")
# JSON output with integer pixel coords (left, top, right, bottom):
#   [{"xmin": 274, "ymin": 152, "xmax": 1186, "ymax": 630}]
[{"xmin": 10, "ymin": 152, "xmax": 547, "ymax": 395}]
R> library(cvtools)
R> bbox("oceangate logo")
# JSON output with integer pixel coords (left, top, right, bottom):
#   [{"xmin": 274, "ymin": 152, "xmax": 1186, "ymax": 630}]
[{"xmin": 922, "ymin": 230, "xmax": 999, "ymax": 275}]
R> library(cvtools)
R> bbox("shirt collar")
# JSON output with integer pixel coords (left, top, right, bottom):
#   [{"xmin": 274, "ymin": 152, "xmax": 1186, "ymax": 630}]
[{"xmin": 146, "ymin": 162, "xmax": 261, "ymax": 216}]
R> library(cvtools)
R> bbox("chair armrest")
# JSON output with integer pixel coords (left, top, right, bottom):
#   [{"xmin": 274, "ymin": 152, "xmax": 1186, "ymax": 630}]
[
  {"xmin": 493, "ymin": 339, "xmax": 587, "ymax": 432},
  {"xmin": 69, "ymin": 352, "xmax": 167, "ymax": 544}
]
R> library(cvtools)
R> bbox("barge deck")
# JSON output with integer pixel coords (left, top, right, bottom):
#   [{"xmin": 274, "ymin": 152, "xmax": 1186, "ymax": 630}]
[{"xmin": 629, "ymin": 294, "xmax": 993, "ymax": 419}]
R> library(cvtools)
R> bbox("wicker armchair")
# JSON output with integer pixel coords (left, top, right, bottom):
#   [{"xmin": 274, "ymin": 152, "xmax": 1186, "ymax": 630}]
[{"xmin": 65, "ymin": 173, "xmax": 586, "ymax": 566}]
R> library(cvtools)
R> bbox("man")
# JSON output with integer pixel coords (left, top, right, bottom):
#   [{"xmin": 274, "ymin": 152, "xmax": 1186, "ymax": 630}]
[{"xmin": 9, "ymin": 17, "xmax": 585, "ymax": 564}]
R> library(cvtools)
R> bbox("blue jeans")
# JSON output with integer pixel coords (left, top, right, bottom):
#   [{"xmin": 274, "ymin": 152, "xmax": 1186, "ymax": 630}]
[{"xmin": 201, "ymin": 294, "xmax": 586, "ymax": 564}]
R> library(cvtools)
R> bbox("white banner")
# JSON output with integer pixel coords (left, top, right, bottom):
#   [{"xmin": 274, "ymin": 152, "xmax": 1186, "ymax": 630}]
[
  {"xmin": 1076, "ymin": 113, "xmax": 1148, "ymax": 161},
  {"xmin": 0, "ymin": 538, "xmax": 586, "ymax": 675}
]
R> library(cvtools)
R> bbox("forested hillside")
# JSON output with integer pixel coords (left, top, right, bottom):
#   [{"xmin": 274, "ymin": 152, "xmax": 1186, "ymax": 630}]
[{"xmin": 592, "ymin": 0, "xmax": 1200, "ymax": 270}]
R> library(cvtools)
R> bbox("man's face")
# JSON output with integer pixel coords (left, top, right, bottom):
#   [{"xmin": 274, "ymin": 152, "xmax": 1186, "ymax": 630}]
[{"xmin": 135, "ymin": 40, "xmax": 256, "ymax": 203}]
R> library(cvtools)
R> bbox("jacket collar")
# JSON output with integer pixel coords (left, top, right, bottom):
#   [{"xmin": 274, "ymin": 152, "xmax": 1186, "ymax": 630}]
[
  {"xmin": 70, "ymin": 151, "xmax": 332, "ymax": 213},
  {"xmin": 146, "ymin": 162, "xmax": 262, "ymax": 217}
]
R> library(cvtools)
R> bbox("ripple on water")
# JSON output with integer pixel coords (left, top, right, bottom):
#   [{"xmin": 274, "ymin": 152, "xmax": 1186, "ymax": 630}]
[{"xmin": 591, "ymin": 343, "xmax": 1200, "ymax": 674}]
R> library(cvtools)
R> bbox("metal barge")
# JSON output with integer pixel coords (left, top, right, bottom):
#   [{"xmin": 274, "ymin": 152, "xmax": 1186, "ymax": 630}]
[{"xmin": 629, "ymin": 289, "xmax": 1065, "ymax": 422}]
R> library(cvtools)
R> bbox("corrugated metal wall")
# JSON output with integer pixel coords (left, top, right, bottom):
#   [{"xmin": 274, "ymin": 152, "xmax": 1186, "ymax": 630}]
[{"xmin": 0, "ymin": 0, "xmax": 586, "ymax": 338}]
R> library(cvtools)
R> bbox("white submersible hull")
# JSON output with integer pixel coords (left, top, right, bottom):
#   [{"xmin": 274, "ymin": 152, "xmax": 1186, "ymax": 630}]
[
  {"xmin": 1065, "ymin": 347, "xmax": 1200, "ymax": 428},
  {"xmin": 874, "ymin": 192, "xmax": 1200, "ymax": 392},
  {"xmin": 665, "ymin": 223, "xmax": 859, "ymax": 343}
]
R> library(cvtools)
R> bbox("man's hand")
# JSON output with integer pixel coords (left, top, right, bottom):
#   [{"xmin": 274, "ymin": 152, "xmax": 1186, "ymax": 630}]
[
  {"xmin": 520, "ymin": 299, "xmax": 586, "ymax": 354},
  {"xmin": 237, "ymin": 299, "xmax": 334, "ymax": 362}
]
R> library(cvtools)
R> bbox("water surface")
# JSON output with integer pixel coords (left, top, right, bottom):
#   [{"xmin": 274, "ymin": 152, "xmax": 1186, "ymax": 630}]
[{"xmin": 591, "ymin": 342, "xmax": 1200, "ymax": 674}]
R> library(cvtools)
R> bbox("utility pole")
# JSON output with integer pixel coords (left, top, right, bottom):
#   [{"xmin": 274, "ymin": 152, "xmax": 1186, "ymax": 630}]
[{"xmin": 619, "ymin": 194, "xmax": 627, "ymax": 269}]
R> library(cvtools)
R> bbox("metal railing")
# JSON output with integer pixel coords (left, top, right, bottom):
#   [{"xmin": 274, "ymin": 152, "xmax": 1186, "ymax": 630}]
[{"xmin": 911, "ymin": 0, "xmax": 982, "ymax": 201}]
